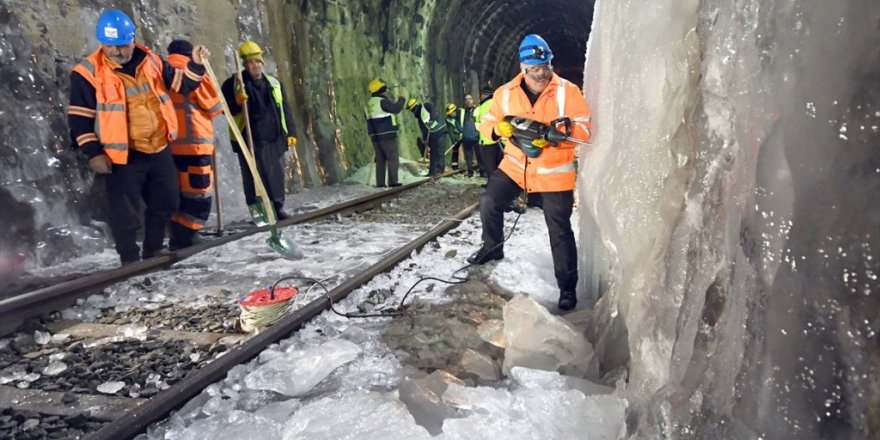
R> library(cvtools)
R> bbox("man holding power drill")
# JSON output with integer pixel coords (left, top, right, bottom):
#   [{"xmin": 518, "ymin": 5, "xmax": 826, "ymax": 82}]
[{"xmin": 469, "ymin": 34, "xmax": 593, "ymax": 311}]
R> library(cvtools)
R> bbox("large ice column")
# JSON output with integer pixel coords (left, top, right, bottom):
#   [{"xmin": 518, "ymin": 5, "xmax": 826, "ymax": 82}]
[{"xmin": 581, "ymin": 0, "xmax": 879, "ymax": 438}]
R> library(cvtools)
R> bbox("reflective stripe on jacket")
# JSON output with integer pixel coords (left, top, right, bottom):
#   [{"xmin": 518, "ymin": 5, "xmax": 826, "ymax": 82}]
[
  {"xmin": 478, "ymin": 73, "xmax": 593, "ymax": 192},
  {"xmin": 365, "ymin": 96, "xmax": 399, "ymax": 138},
  {"xmin": 473, "ymin": 99, "xmax": 497, "ymax": 146},
  {"xmin": 72, "ymin": 44, "xmax": 179, "ymax": 164},
  {"xmin": 167, "ymin": 54, "xmax": 222, "ymax": 156}
]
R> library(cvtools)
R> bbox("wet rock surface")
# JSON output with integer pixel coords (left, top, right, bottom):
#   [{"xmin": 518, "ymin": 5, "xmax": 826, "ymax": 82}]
[
  {"xmin": 0, "ymin": 408, "xmax": 104, "ymax": 440},
  {"xmin": 98, "ymin": 303, "xmax": 241, "ymax": 333},
  {"xmin": 0, "ymin": 336, "xmax": 216, "ymax": 397},
  {"xmin": 382, "ymin": 278, "xmax": 506, "ymax": 383}
]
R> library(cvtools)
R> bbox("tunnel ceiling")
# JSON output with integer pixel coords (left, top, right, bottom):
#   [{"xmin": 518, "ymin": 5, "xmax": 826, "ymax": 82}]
[{"xmin": 430, "ymin": 0, "xmax": 594, "ymax": 93}]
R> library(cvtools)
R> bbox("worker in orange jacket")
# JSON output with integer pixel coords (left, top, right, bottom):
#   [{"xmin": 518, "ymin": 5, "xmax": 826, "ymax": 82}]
[
  {"xmin": 468, "ymin": 34, "xmax": 593, "ymax": 311},
  {"xmin": 166, "ymin": 39, "xmax": 223, "ymax": 249},
  {"xmin": 67, "ymin": 9, "xmax": 209, "ymax": 264}
]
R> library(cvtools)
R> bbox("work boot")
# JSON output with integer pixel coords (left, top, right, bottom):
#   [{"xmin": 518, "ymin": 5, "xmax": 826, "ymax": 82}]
[
  {"xmin": 276, "ymin": 210, "xmax": 290, "ymax": 221},
  {"xmin": 558, "ymin": 290, "xmax": 577, "ymax": 311},
  {"xmin": 388, "ymin": 183, "xmax": 403, "ymax": 187},
  {"xmin": 169, "ymin": 223, "xmax": 197, "ymax": 251},
  {"xmin": 467, "ymin": 245, "xmax": 504, "ymax": 265}
]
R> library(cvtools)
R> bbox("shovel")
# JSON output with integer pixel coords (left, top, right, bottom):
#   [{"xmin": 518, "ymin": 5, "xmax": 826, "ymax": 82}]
[{"xmin": 204, "ymin": 58, "xmax": 303, "ymax": 260}]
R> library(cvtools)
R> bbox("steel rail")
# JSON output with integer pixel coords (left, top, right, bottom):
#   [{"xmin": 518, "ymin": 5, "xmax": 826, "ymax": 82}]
[
  {"xmin": 0, "ymin": 171, "xmax": 461, "ymax": 336},
  {"xmin": 86, "ymin": 201, "xmax": 479, "ymax": 440}
]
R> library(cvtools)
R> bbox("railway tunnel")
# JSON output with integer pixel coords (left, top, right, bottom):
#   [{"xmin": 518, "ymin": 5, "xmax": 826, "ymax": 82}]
[{"xmin": 0, "ymin": 0, "xmax": 878, "ymax": 439}]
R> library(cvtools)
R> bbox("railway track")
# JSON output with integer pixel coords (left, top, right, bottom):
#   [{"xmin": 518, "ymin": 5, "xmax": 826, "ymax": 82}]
[
  {"xmin": 0, "ymin": 172, "xmax": 460, "ymax": 337},
  {"xmin": 0, "ymin": 175, "xmax": 481, "ymax": 439}
]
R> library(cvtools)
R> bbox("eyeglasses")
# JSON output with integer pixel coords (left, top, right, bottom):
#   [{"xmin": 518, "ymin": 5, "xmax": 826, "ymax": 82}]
[{"xmin": 524, "ymin": 64, "xmax": 553, "ymax": 75}]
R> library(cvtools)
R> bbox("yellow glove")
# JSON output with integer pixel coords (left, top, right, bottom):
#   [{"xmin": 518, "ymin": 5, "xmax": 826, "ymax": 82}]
[
  {"xmin": 287, "ymin": 136, "xmax": 297, "ymax": 148},
  {"xmin": 234, "ymin": 83, "xmax": 248, "ymax": 105},
  {"xmin": 495, "ymin": 120, "xmax": 514, "ymax": 138}
]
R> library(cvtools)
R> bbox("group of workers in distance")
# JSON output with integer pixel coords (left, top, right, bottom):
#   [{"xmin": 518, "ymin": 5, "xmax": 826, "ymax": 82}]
[{"xmin": 68, "ymin": 8, "xmax": 592, "ymax": 311}]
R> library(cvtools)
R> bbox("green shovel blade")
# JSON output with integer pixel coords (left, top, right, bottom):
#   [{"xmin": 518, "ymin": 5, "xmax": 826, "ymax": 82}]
[{"xmin": 267, "ymin": 228, "xmax": 304, "ymax": 260}]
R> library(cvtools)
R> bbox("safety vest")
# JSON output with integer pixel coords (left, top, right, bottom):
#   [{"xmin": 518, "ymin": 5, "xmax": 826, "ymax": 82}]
[
  {"xmin": 167, "ymin": 54, "xmax": 222, "ymax": 156},
  {"xmin": 480, "ymin": 74, "xmax": 593, "ymax": 193},
  {"xmin": 473, "ymin": 99, "xmax": 496, "ymax": 146},
  {"xmin": 72, "ymin": 44, "xmax": 179, "ymax": 165},
  {"xmin": 230, "ymin": 74, "xmax": 288, "ymax": 137},
  {"xmin": 417, "ymin": 105, "xmax": 445, "ymax": 134},
  {"xmin": 364, "ymin": 95, "xmax": 399, "ymax": 138}
]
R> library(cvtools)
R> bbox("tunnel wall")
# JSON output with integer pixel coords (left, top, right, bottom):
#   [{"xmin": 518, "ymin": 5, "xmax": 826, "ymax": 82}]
[
  {"xmin": 0, "ymin": 0, "xmax": 468, "ymax": 279},
  {"xmin": 581, "ymin": 0, "xmax": 879, "ymax": 437}
]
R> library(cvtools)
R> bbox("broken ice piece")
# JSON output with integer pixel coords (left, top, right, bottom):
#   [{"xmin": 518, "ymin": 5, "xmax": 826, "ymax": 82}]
[
  {"xmin": 0, "ymin": 366, "xmax": 27, "ymax": 384},
  {"xmin": 190, "ymin": 353, "xmax": 201, "ymax": 362},
  {"xmin": 34, "ymin": 330, "xmax": 51, "ymax": 345},
  {"xmin": 42, "ymin": 361, "xmax": 68, "ymax": 376},
  {"xmin": 22, "ymin": 373, "xmax": 40, "ymax": 382},
  {"xmin": 97, "ymin": 381, "xmax": 126, "ymax": 394},
  {"xmin": 116, "ymin": 324, "xmax": 148, "ymax": 339},
  {"xmin": 50, "ymin": 333, "xmax": 70, "ymax": 344},
  {"xmin": 477, "ymin": 319, "xmax": 506, "ymax": 347}
]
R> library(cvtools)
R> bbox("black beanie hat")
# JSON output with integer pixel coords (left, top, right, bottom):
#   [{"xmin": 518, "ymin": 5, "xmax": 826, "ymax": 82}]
[{"xmin": 167, "ymin": 39, "xmax": 193, "ymax": 57}]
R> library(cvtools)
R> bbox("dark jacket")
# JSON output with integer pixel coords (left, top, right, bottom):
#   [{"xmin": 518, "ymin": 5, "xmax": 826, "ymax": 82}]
[
  {"xmin": 366, "ymin": 92, "xmax": 406, "ymax": 141},
  {"xmin": 68, "ymin": 46, "xmax": 206, "ymax": 159},
  {"xmin": 221, "ymin": 70, "xmax": 295, "ymax": 152},
  {"xmin": 410, "ymin": 102, "xmax": 448, "ymax": 141}
]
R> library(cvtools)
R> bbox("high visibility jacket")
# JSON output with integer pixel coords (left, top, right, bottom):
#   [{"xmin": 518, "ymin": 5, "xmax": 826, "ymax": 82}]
[
  {"xmin": 478, "ymin": 73, "xmax": 592, "ymax": 193},
  {"xmin": 473, "ymin": 99, "xmax": 497, "ymax": 146},
  {"xmin": 229, "ymin": 74, "xmax": 289, "ymax": 138},
  {"xmin": 365, "ymin": 95, "xmax": 400, "ymax": 139},
  {"xmin": 71, "ymin": 44, "xmax": 179, "ymax": 164},
  {"xmin": 167, "ymin": 54, "xmax": 222, "ymax": 156},
  {"xmin": 413, "ymin": 103, "xmax": 447, "ymax": 140},
  {"xmin": 445, "ymin": 108, "xmax": 466, "ymax": 141}
]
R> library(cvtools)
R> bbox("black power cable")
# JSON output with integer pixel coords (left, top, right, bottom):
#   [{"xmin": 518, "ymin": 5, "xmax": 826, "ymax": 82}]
[{"xmin": 269, "ymin": 135, "xmax": 533, "ymax": 320}]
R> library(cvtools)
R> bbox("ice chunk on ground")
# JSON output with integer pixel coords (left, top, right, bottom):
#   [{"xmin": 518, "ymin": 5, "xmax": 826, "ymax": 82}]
[
  {"xmin": 244, "ymin": 338, "xmax": 361, "ymax": 396},
  {"xmin": 117, "ymin": 323, "xmax": 149, "ymax": 340},
  {"xmin": 177, "ymin": 410, "xmax": 283, "ymax": 440},
  {"xmin": 33, "ymin": 330, "xmax": 51, "ymax": 345},
  {"xmin": 510, "ymin": 366, "xmax": 614, "ymax": 396},
  {"xmin": 477, "ymin": 319, "xmax": 505, "ymax": 347},
  {"xmin": 97, "ymin": 381, "xmax": 125, "ymax": 394},
  {"xmin": 441, "ymin": 382, "xmax": 627, "ymax": 440},
  {"xmin": 460, "ymin": 349, "xmax": 500, "ymax": 381},
  {"xmin": 398, "ymin": 370, "xmax": 464, "ymax": 435},
  {"xmin": 282, "ymin": 391, "xmax": 432, "ymax": 440},
  {"xmin": 502, "ymin": 294, "xmax": 593, "ymax": 376},
  {"xmin": 41, "ymin": 361, "xmax": 68, "ymax": 376},
  {"xmin": 254, "ymin": 399, "xmax": 302, "ymax": 424}
]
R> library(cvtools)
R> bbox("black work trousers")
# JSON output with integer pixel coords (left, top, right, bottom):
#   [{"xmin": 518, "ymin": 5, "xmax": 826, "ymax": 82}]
[
  {"xmin": 455, "ymin": 140, "xmax": 477, "ymax": 175},
  {"xmin": 371, "ymin": 137, "xmax": 399, "ymax": 187},
  {"xmin": 104, "ymin": 147, "xmax": 179, "ymax": 263},
  {"xmin": 428, "ymin": 134, "xmax": 447, "ymax": 176},
  {"xmin": 479, "ymin": 143, "xmax": 504, "ymax": 181},
  {"xmin": 479, "ymin": 170, "xmax": 578, "ymax": 291},
  {"xmin": 236, "ymin": 139, "xmax": 286, "ymax": 213}
]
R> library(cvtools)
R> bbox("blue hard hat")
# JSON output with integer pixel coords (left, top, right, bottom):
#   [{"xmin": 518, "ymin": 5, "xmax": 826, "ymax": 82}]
[
  {"xmin": 96, "ymin": 9, "xmax": 136, "ymax": 45},
  {"xmin": 518, "ymin": 34, "xmax": 553, "ymax": 66}
]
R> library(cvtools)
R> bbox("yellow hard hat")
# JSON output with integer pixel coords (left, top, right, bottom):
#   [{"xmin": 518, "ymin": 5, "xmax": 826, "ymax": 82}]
[
  {"xmin": 368, "ymin": 78, "xmax": 386, "ymax": 94},
  {"xmin": 406, "ymin": 98, "xmax": 418, "ymax": 110},
  {"xmin": 239, "ymin": 41, "xmax": 263, "ymax": 59},
  {"xmin": 445, "ymin": 103, "xmax": 458, "ymax": 116}
]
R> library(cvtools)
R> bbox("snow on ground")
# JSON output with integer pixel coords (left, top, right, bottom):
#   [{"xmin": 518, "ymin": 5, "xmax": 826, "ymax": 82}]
[{"xmin": 139, "ymin": 205, "xmax": 626, "ymax": 439}]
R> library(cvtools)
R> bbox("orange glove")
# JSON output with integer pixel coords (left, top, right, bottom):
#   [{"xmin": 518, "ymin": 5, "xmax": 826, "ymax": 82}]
[{"xmin": 287, "ymin": 136, "xmax": 297, "ymax": 148}]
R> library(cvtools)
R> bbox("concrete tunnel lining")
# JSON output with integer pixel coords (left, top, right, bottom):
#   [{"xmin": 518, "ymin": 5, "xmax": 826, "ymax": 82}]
[{"xmin": 428, "ymin": 0, "xmax": 594, "ymax": 94}]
